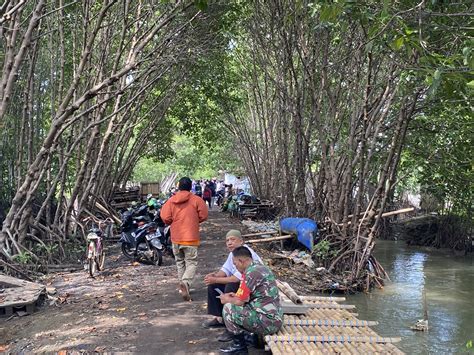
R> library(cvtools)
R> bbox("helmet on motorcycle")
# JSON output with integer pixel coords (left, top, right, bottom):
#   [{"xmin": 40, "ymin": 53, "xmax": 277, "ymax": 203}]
[{"xmin": 146, "ymin": 193, "xmax": 153, "ymax": 200}]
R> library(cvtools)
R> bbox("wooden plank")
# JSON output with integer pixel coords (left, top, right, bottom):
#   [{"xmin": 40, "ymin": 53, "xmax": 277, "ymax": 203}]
[
  {"xmin": 281, "ymin": 304, "xmax": 310, "ymax": 315},
  {"xmin": 0, "ymin": 275, "xmax": 45, "ymax": 308},
  {"xmin": 1, "ymin": 289, "xmax": 44, "ymax": 307},
  {"xmin": 0, "ymin": 274, "xmax": 34, "ymax": 287}
]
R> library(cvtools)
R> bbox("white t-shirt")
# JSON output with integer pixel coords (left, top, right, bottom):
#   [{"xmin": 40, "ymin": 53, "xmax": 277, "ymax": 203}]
[{"xmin": 220, "ymin": 244, "xmax": 263, "ymax": 280}]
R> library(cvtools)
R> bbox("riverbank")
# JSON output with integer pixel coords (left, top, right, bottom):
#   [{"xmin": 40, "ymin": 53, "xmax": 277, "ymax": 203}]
[
  {"xmin": 387, "ymin": 214, "xmax": 473, "ymax": 254},
  {"xmin": 0, "ymin": 211, "xmax": 267, "ymax": 354}
]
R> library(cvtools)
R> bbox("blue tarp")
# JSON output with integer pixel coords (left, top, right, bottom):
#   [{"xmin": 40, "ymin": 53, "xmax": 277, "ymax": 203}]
[{"xmin": 280, "ymin": 217, "xmax": 318, "ymax": 251}]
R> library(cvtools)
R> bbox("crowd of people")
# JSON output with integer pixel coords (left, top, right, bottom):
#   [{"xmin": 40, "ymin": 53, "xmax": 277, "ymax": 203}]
[
  {"xmin": 160, "ymin": 177, "xmax": 282, "ymax": 354},
  {"xmin": 167, "ymin": 178, "xmax": 233, "ymax": 209}
]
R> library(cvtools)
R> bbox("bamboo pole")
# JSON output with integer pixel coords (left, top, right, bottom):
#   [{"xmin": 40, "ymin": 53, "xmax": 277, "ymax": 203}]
[
  {"xmin": 283, "ymin": 319, "xmax": 379, "ymax": 327},
  {"xmin": 302, "ymin": 303, "xmax": 356, "ymax": 310},
  {"xmin": 301, "ymin": 295, "xmax": 346, "ymax": 302},
  {"xmin": 241, "ymin": 230, "xmax": 278, "ymax": 237},
  {"xmin": 246, "ymin": 234, "xmax": 293, "ymax": 243},
  {"xmin": 276, "ymin": 280, "xmax": 303, "ymax": 304},
  {"xmin": 264, "ymin": 335, "xmax": 401, "ymax": 343},
  {"xmin": 335, "ymin": 207, "xmax": 415, "ymax": 226}
]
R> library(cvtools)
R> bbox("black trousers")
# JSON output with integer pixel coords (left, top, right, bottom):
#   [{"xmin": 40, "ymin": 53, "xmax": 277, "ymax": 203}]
[{"xmin": 207, "ymin": 282, "xmax": 240, "ymax": 317}]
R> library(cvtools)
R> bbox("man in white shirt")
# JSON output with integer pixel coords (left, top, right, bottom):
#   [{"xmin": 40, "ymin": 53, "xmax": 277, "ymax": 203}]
[{"xmin": 202, "ymin": 229, "xmax": 262, "ymax": 340}]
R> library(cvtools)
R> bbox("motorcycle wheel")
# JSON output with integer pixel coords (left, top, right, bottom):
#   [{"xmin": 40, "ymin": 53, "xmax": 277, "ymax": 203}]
[
  {"xmin": 121, "ymin": 243, "xmax": 135, "ymax": 260},
  {"xmin": 152, "ymin": 248, "xmax": 163, "ymax": 266}
]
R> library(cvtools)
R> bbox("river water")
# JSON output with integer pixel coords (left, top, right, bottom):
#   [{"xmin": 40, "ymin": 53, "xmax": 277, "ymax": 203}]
[{"xmin": 348, "ymin": 240, "xmax": 474, "ymax": 354}]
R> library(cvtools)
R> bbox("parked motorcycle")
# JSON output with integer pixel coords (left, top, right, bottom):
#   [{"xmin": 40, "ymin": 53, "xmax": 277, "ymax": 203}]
[
  {"xmin": 147, "ymin": 200, "xmax": 173, "ymax": 256},
  {"xmin": 157, "ymin": 224, "xmax": 173, "ymax": 256},
  {"xmin": 120, "ymin": 216, "xmax": 163, "ymax": 265}
]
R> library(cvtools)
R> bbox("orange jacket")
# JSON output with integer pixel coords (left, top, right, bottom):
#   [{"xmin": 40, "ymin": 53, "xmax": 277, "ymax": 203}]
[{"xmin": 160, "ymin": 191, "xmax": 208, "ymax": 246}]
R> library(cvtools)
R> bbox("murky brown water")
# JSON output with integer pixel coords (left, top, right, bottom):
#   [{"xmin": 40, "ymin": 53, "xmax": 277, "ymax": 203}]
[{"xmin": 348, "ymin": 240, "xmax": 474, "ymax": 354}]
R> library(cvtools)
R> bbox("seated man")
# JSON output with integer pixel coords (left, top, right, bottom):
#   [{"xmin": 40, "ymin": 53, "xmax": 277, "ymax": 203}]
[
  {"xmin": 203, "ymin": 230, "xmax": 262, "ymax": 338},
  {"xmin": 219, "ymin": 246, "xmax": 283, "ymax": 354}
]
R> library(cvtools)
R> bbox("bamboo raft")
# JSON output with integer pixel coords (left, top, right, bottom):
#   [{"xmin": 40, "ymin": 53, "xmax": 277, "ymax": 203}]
[{"xmin": 267, "ymin": 287, "xmax": 404, "ymax": 354}]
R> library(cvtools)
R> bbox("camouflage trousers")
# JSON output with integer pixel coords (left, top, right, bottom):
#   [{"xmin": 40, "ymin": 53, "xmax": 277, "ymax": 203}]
[{"xmin": 222, "ymin": 303, "xmax": 282, "ymax": 335}]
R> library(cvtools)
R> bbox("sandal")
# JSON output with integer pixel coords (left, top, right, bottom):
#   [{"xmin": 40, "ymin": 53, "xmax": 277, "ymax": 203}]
[
  {"xmin": 202, "ymin": 318, "xmax": 225, "ymax": 329},
  {"xmin": 179, "ymin": 281, "xmax": 191, "ymax": 302}
]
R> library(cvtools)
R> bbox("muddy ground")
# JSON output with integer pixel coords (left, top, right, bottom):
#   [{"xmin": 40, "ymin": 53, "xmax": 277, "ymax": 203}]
[{"xmin": 1, "ymin": 211, "xmax": 269, "ymax": 354}]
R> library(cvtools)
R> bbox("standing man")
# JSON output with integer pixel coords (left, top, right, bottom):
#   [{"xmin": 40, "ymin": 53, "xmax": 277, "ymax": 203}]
[
  {"xmin": 161, "ymin": 177, "xmax": 208, "ymax": 301},
  {"xmin": 219, "ymin": 246, "xmax": 283, "ymax": 354}
]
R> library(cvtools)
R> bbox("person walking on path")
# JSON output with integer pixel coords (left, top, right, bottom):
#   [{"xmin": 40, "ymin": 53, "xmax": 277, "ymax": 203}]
[
  {"xmin": 209, "ymin": 178, "xmax": 217, "ymax": 206},
  {"xmin": 202, "ymin": 230, "xmax": 262, "ymax": 342},
  {"xmin": 218, "ymin": 246, "xmax": 283, "ymax": 354},
  {"xmin": 203, "ymin": 184, "xmax": 213, "ymax": 209},
  {"xmin": 161, "ymin": 177, "xmax": 208, "ymax": 301}
]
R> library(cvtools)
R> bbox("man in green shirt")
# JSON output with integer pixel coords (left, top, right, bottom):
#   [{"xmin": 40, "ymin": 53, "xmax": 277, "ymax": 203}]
[{"xmin": 218, "ymin": 246, "xmax": 283, "ymax": 354}]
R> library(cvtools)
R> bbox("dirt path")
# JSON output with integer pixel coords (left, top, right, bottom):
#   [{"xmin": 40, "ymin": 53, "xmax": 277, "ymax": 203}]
[{"xmin": 1, "ymin": 211, "xmax": 266, "ymax": 354}]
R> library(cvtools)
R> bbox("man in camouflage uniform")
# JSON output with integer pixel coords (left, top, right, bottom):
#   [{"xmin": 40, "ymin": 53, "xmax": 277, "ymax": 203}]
[{"xmin": 218, "ymin": 246, "xmax": 283, "ymax": 354}]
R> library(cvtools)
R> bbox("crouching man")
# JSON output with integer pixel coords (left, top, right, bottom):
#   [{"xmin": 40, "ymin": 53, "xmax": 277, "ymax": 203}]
[
  {"xmin": 203, "ymin": 230, "xmax": 262, "ymax": 342},
  {"xmin": 218, "ymin": 246, "xmax": 283, "ymax": 354}
]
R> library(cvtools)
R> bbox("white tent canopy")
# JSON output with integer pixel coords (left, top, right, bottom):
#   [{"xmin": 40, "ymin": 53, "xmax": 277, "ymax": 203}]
[{"xmin": 224, "ymin": 173, "xmax": 251, "ymax": 194}]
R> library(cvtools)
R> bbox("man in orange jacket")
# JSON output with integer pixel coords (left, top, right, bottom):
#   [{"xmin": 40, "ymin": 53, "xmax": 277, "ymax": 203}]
[{"xmin": 161, "ymin": 177, "xmax": 208, "ymax": 301}]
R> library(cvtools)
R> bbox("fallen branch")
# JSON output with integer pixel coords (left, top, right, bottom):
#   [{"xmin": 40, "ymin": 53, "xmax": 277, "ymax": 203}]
[
  {"xmin": 47, "ymin": 264, "xmax": 83, "ymax": 272},
  {"xmin": 95, "ymin": 201, "xmax": 121, "ymax": 224},
  {"xmin": 0, "ymin": 259, "xmax": 34, "ymax": 281}
]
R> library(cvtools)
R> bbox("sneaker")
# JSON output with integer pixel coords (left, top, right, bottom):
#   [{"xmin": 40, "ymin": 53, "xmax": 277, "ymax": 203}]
[
  {"xmin": 219, "ymin": 333, "xmax": 248, "ymax": 353},
  {"xmin": 203, "ymin": 318, "xmax": 225, "ymax": 329},
  {"xmin": 244, "ymin": 332, "xmax": 259, "ymax": 348},
  {"xmin": 179, "ymin": 281, "xmax": 191, "ymax": 301},
  {"xmin": 217, "ymin": 329, "xmax": 234, "ymax": 342}
]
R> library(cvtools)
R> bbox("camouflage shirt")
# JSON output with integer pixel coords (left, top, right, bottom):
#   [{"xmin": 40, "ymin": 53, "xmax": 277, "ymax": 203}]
[{"xmin": 236, "ymin": 262, "xmax": 282, "ymax": 321}]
